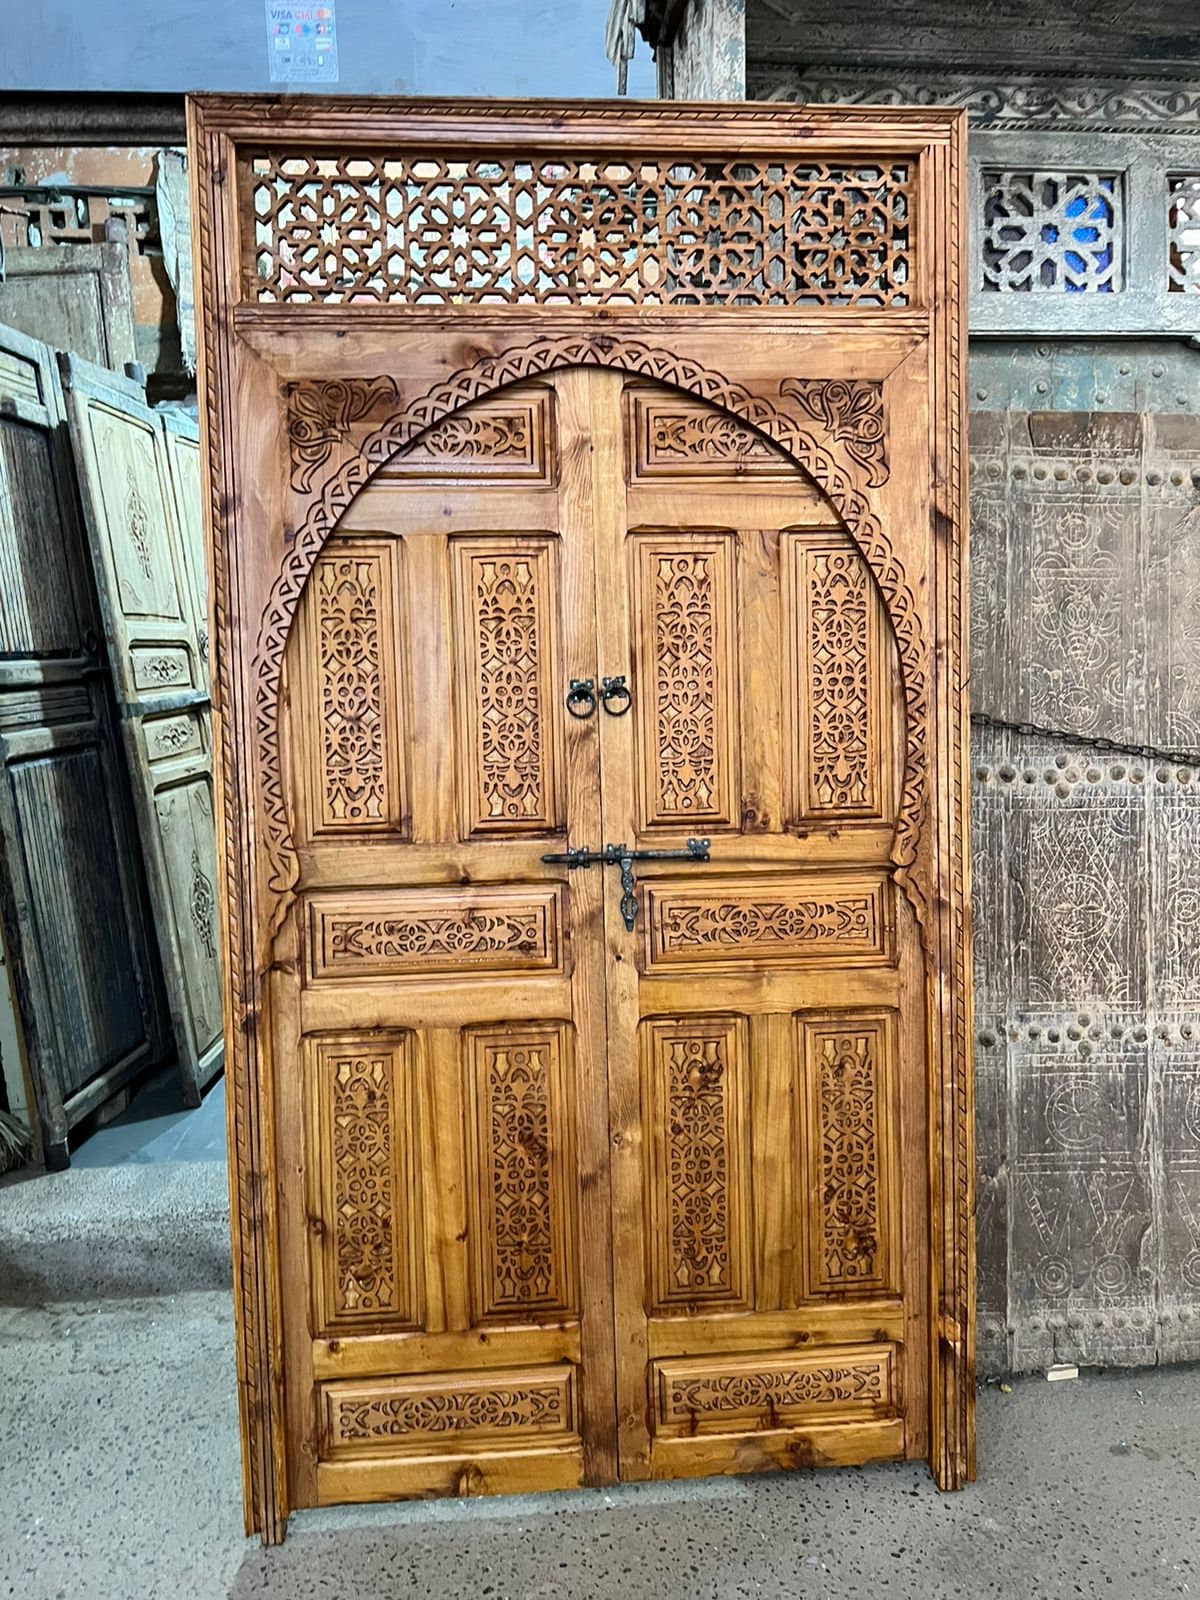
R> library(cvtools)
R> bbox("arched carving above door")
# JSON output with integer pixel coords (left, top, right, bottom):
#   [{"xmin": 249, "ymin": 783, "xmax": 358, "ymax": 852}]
[{"xmin": 256, "ymin": 337, "xmax": 928, "ymax": 920}]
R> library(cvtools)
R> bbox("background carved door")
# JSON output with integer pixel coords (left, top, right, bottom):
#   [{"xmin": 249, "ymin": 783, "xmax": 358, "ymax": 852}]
[{"xmin": 191, "ymin": 97, "xmax": 972, "ymax": 1542}]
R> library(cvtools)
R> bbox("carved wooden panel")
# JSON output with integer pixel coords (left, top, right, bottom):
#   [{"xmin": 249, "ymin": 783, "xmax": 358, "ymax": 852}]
[
  {"xmin": 307, "ymin": 885, "xmax": 564, "ymax": 983},
  {"xmin": 653, "ymin": 1344, "xmax": 895, "ymax": 1434},
  {"xmin": 321, "ymin": 1366, "xmax": 576, "ymax": 1456},
  {"xmin": 633, "ymin": 533, "xmax": 739, "ymax": 830},
  {"xmin": 625, "ymin": 387, "xmax": 793, "ymax": 479},
  {"xmin": 307, "ymin": 1033, "xmax": 422, "ymax": 1332},
  {"xmin": 383, "ymin": 389, "xmax": 555, "ymax": 484},
  {"xmin": 645, "ymin": 874, "xmax": 889, "ymax": 971},
  {"xmin": 800, "ymin": 1013, "xmax": 899, "ymax": 1296},
  {"xmin": 452, "ymin": 537, "xmax": 562, "ymax": 836},
  {"xmin": 464, "ymin": 1025, "xmax": 578, "ymax": 1320},
  {"xmin": 643, "ymin": 1016, "xmax": 751, "ymax": 1312},
  {"xmin": 62, "ymin": 355, "xmax": 220, "ymax": 1105},
  {"xmin": 785, "ymin": 535, "xmax": 891, "ymax": 821},
  {"xmin": 247, "ymin": 154, "xmax": 915, "ymax": 308},
  {"xmin": 296, "ymin": 539, "xmax": 408, "ymax": 837}
]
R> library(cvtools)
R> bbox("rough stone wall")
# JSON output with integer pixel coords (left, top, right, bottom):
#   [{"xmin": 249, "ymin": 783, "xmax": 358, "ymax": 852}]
[{"xmin": 969, "ymin": 342, "xmax": 1200, "ymax": 1375}]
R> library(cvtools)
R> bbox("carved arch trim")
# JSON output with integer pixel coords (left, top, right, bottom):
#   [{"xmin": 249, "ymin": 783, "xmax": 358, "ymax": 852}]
[{"xmin": 254, "ymin": 336, "xmax": 929, "ymax": 926}]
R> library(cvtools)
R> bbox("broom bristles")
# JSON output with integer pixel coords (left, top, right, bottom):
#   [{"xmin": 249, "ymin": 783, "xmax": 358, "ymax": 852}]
[{"xmin": 0, "ymin": 1107, "xmax": 32, "ymax": 1174}]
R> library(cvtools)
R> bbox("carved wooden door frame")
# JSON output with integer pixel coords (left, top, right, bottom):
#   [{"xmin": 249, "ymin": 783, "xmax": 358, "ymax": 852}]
[{"xmin": 189, "ymin": 95, "xmax": 972, "ymax": 1541}]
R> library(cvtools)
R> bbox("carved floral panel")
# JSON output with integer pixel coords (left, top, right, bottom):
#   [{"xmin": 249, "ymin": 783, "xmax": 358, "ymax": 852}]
[
  {"xmin": 301, "ymin": 540, "xmax": 408, "ymax": 837},
  {"xmin": 645, "ymin": 875, "xmax": 888, "ymax": 970},
  {"xmin": 654, "ymin": 1344, "xmax": 894, "ymax": 1432},
  {"xmin": 452, "ymin": 537, "xmax": 562, "ymax": 836},
  {"xmin": 322, "ymin": 1366, "xmax": 575, "ymax": 1456},
  {"xmin": 800, "ymin": 1013, "xmax": 897, "ymax": 1295},
  {"xmin": 465, "ymin": 1025, "xmax": 577, "ymax": 1320},
  {"xmin": 643, "ymin": 1015, "xmax": 751, "ymax": 1312},
  {"xmin": 633, "ymin": 533, "xmax": 738, "ymax": 830},
  {"xmin": 308, "ymin": 1034, "xmax": 422, "ymax": 1331}
]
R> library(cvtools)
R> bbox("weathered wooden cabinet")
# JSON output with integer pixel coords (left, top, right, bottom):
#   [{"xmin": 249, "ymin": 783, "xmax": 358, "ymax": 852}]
[
  {"xmin": 0, "ymin": 322, "xmax": 168, "ymax": 1166},
  {"xmin": 190, "ymin": 96, "xmax": 972, "ymax": 1541},
  {"xmin": 62, "ymin": 356, "xmax": 222, "ymax": 1105}
]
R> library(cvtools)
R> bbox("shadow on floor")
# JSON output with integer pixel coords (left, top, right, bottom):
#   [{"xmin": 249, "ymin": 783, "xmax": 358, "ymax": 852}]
[{"xmin": 70, "ymin": 1063, "xmax": 226, "ymax": 1167}]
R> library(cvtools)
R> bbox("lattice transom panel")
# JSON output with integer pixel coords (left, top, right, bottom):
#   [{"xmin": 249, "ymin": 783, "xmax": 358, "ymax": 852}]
[
  {"xmin": 246, "ymin": 153, "xmax": 914, "ymax": 307},
  {"xmin": 1168, "ymin": 176, "xmax": 1200, "ymax": 293},
  {"xmin": 981, "ymin": 170, "xmax": 1122, "ymax": 293}
]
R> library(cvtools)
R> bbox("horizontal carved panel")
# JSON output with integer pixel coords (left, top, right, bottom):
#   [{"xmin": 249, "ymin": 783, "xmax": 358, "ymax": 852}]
[
  {"xmin": 654, "ymin": 1344, "xmax": 895, "ymax": 1434},
  {"xmin": 643, "ymin": 1015, "xmax": 751, "ymax": 1312},
  {"xmin": 321, "ymin": 1365, "xmax": 576, "ymax": 1457},
  {"xmin": 306, "ymin": 1033, "xmax": 422, "ymax": 1332},
  {"xmin": 465, "ymin": 1024, "xmax": 578, "ymax": 1320},
  {"xmin": 645, "ymin": 875, "xmax": 890, "ymax": 971},
  {"xmin": 800, "ymin": 1013, "xmax": 899, "ymax": 1297},
  {"xmin": 452, "ymin": 536, "xmax": 563, "ymax": 836},
  {"xmin": 130, "ymin": 644, "xmax": 195, "ymax": 693},
  {"xmin": 142, "ymin": 711, "xmax": 205, "ymax": 764},
  {"xmin": 625, "ymin": 388, "xmax": 794, "ymax": 480},
  {"xmin": 633, "ymin": 533, "xmax": 739, "ymax": 830},
  {"xmin": 383, "ymin": 390, "xmax": 554, "ymax": 484},
  {"xmin": 307, "ymin": 885, "xmax": 563, "ymax": 982},
  {"xmin": 247, "ymin": 153, "xmax": 914, "ymax": 308}
]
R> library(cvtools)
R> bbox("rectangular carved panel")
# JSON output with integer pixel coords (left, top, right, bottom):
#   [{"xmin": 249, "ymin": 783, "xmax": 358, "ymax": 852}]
[
  {"xmin": 633, "ymin": 533, "xmax": 738, "ymax": 830},
  {"xmin": 785, "ymin": 535, "xmax": 889, "ymax": 821},
  {"xmin": 451, "ymin": 537, "xmax": 562, "ymax": 836},
  {"xmin": 321, "ymin": 1366, "xmax": 576, "ymax": 1458},
  {"xmin": 643, "ymin": 1015, "xmax": 751, "ymax": 1312},
  {"xmin": 307, "ymin": 1034, "xmax": 422, "ymax": 1331},
  {"xmin": 464, "ymin": 1024, "xmax": 577, "ymax": 1320},
  {"xmin": 799, "ymin": 1013, "xmax": 899, "ymax": 1296},
  {"xmin": 645, "ymin": 874, "xmax": 889, "ymax": 972},
  {"xmin": 653, "ymin": 1345, "xmax": 895, "ymax": 1435},
  {"xmin": 301, "ymin": 540, "xmax": 408, "ymax": 837},
  {"xmin": 308, "ymin": 885, "xmax": 563, "ymax": 983},
  {"xmin": 381, "ymin": 389, "xmax": 554, "ymax": 483},
  {"xmin": 625, "ymin": 387, "xmax": 793, "ymax": 480}
]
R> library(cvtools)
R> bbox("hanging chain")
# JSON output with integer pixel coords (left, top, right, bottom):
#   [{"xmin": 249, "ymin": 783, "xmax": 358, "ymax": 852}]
[{"xmin": 970, "ymin": 710, "xmax": 1200, "ymax": 770}]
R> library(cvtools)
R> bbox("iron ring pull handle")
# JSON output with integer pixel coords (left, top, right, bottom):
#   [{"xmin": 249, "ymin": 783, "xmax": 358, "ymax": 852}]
[
  {"xmin": 565, "ymin": 678, "xmax": 597, "ymax": 719},
  {"xmin": 600, "ymin": 675, "xmax": 632, "ymax": 716}
]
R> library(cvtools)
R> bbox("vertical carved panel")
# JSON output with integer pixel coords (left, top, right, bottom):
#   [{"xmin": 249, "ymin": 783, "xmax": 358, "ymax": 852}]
[
  {"xmin": 634, "ymin": 534, "xmax": 738, "ymax": 829},
  {"xmin": 302, "ymin": 539, "xmax": 407, "ymax": 837},
  {"xmin": 644, "ymin": 1016, "xmax": 751, "ymax": 1311},
  {"xmin": 465, "ymin": 1025, "xmax": 577, "ymax": 1320},
  {"xmin": 308, "ymin": 1034, "xmax": 421, "ymax": 1331},
  {"xmin": 786, "ymin": 535, "xmax": 889, "ymax": 821},
  {"xmin": 800, "ymin": 1014, "xmax": 897, "ymax": 1296},
  {"xmin": 452, "ymin": 537, "xmax": 561, "ymax": 836}
]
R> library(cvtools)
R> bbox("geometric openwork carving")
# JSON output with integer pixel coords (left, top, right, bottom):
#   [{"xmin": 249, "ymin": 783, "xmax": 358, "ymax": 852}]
[
  {"xmin": 1168, "ymin": 176, "xmax": 1200, "ymax": 293},
  {"xmin": 643, "ymin": 1015, "xmax": 751, "ymax": 1312},
  {"xmin": 981, "ymin": 170, "xmax": 1122, "ymax": 293},
  {"xmin": 800, "ymin": 1013, "xmax": 897, "ymax": 1296},
  {"xmin": 248, "ymin": 154, "xmax": 914, "ymax": 308}
]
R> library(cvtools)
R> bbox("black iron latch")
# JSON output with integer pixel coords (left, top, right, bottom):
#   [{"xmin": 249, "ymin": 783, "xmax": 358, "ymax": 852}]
[{"xmin": 541, "ymin": 838, "xmax": 710, "ymax": 930}]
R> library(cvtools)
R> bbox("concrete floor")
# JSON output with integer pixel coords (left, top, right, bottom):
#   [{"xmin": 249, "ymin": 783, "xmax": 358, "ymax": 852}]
[
  {"xmin": 71, "ymin": 1064, "xmax": 227, "ymax": 1167},
  {"xmin": 0, "ymin": 1282, "xmax": 1197, "ymax": 1600}
]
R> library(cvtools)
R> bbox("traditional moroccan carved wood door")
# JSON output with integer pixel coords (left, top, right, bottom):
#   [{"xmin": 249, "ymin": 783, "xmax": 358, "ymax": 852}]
[{"xmin": 190, "ymin": 96, "xmax": 973, "ymax": 1542}]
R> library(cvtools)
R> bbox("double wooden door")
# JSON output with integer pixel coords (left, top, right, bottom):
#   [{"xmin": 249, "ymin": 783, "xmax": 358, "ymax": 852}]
[{"xmin": 279, "ymin": 367, "xmax": 925, "ymax": 1504}]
